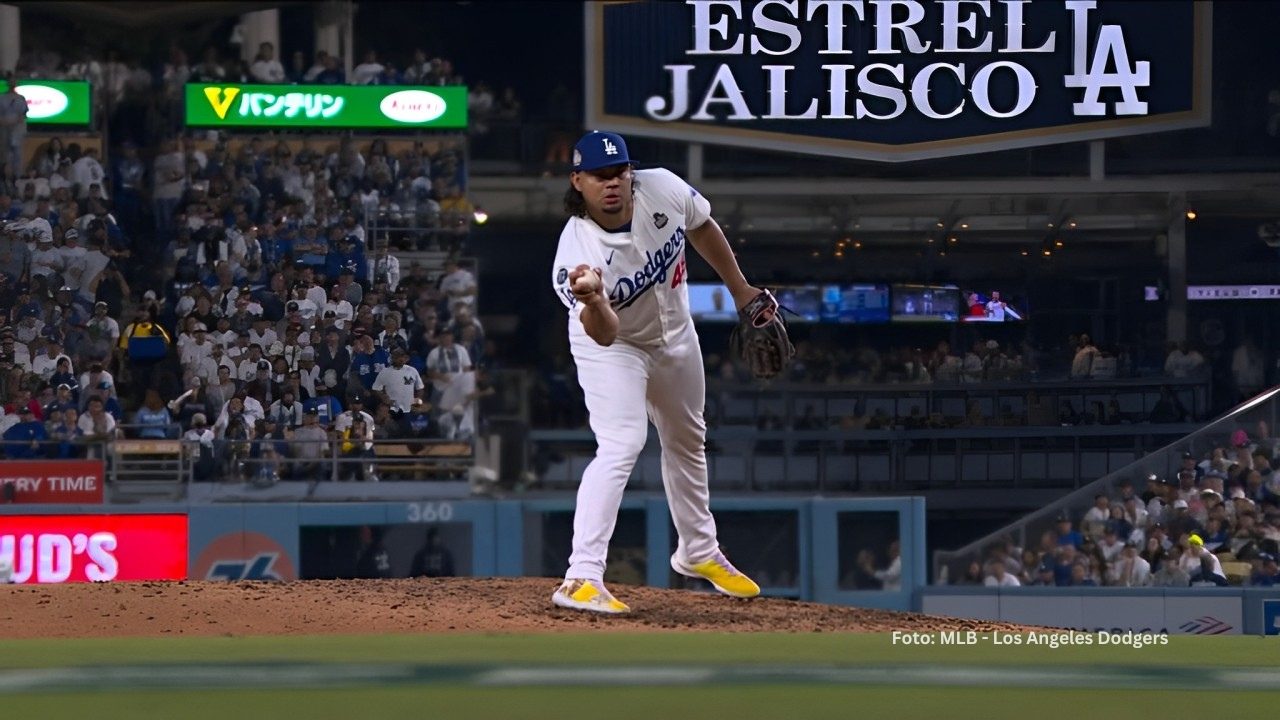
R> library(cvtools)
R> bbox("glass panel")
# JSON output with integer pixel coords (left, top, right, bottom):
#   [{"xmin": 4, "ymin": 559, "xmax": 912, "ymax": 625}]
[
  {"xmin": 670, "ymin": 510, "xmax": 800, "ymax": 591},
  {"xmin": 524, "ymin": 509, "xmax": 646, "ymax": 584},
  {"xmin": 837, "ymin": 511, "xmax": 902, "ymax": 591},
  {"xmin": 299, "ymin": 523, "xmax": 472, "ymax": 579}
]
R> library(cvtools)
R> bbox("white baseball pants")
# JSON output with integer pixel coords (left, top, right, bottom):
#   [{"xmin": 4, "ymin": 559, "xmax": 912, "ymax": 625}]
[{"xmin": 565, "ymin": 326, "xmax": 718, "ymax": 582}]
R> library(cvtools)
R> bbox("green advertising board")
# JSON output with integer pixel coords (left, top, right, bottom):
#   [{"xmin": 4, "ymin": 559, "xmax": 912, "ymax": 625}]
[
  {"xmin": 185, "ymin": 83, "xmax": 468, "ymax": 129},
  {"xmin": 0, "ymin": 80, "xmax": 92, "ymax": 126}
]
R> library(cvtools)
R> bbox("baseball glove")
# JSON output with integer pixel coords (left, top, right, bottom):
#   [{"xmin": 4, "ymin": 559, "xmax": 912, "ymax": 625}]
[{"xmin": 730, "ymin": 289, "xmax": 795, "ymax": 380}]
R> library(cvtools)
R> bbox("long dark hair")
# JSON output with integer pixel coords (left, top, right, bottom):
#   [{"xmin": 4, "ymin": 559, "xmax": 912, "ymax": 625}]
[{"xmin": 562, "ymin": 171, "xmax": 640, "ymax": 218}]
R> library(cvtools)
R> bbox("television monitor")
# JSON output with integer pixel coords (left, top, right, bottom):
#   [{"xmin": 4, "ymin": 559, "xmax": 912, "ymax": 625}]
[
  {"xmin": 960, "ymin": 288, "xmax": 1026, "ymax": 322},
  {"xmin": 890, "ymin": 285, "xmax": 961, "ymax": 322},
  {"xmin": 687, "ymin": 283, "xmax": 738, "ymax": 322},
  {"xmin": 774, "ymin": 285, "xmax": 823, "ymax": 322},
  {"xmin": 820, "ymin": 284, "xmax": 891, "ymax": 323}
]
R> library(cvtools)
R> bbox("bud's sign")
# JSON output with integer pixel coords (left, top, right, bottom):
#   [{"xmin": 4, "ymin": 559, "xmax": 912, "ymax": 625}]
[
  {"xmin": 0, "ymin": 515, "xmax": 187, "ymax": 584},
  {"xmin": 587, "ymin": 1, "xmax": 1211, "ymax": 161},
  {"xmin": 0, "ymin": 460, "xmax": 105, "ymax": 503}
]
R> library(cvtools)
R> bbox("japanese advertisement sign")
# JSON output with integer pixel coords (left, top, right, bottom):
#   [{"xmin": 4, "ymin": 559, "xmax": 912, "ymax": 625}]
[
  {"xmin": 0, "ymin": 460, "xmax": 105, "ymax": 503},
  {"xmin": 0, "ymin": 514, "xmax": 188, "ymax": 584},
  {"xmin": 0, "ymin": 80, "xmax": 92, "ymax": 126},
  {"xmin": 587, "ymin": 1, "xmax": 1211, "ymax": 161},
  {"xmin": 184, "ymin": 83, "xmax": 469, "ymax": 129}
]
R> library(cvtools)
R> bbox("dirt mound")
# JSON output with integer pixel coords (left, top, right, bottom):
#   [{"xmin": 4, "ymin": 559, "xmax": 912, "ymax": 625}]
[{"xmin": 2, "ymin": 578, "xmax": 1029, "ymax": 638}]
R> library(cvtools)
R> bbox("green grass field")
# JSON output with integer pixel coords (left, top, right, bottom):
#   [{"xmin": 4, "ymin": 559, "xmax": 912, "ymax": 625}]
[{"xmin": 3, "ymin": 633, "xmax": 1277, "ymax": 719}]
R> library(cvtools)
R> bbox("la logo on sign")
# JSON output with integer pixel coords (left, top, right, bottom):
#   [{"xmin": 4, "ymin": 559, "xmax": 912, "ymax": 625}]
[{"xmin": 203, "ymin": 87, "xmax": 241, "ymax": 119}]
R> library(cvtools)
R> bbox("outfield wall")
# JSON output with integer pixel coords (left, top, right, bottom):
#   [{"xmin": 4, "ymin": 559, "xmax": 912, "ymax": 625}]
[
  {"xmin": 921, "ymin": 587, "xmax": 1280, "ymax": 636},
  {"xmin": 0, "ymin": 496, "xmax": 926, "ymax": 611}
]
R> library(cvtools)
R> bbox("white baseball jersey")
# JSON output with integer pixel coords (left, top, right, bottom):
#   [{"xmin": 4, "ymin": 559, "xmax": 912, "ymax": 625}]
[
  {"xmin": 549, "ymin": 166, "xmax": 724, "ymax": 584},
  {"xmin": 551, "ymin": 168, "xmax": 710, "ymax": 349},
  {"xmin": 372, "ymin": 363, "xmax": 425, "ymax": 413}
]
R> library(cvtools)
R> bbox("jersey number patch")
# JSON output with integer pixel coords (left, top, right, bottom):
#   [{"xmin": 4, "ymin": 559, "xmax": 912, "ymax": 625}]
[{"xmin": 670, "ymin": 256, "xmax": 686, "ymax": 289}]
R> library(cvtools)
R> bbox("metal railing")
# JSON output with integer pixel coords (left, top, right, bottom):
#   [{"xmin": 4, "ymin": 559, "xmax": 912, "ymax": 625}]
[
  {"xmin": 931, "ymin": 385, "xmax": 1280, "ymax": 583},
  {"xmin": 529, "ymin": 423, "xmax": 1204, "ymax": 493},
  {"xmin": 701, "ymin": 376, "xmax": 1211, "ymax": 430},
  {"xmin": 0, "ymin": 434, "xmax": 476, "ymax": 500},
  {"xmin": 527, "ymin": 376, "xmax": 1211, "ymax": 491}
]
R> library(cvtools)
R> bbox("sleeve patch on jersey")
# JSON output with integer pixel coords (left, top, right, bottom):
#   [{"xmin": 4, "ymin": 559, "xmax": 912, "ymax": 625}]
[
  {"xmin": 556, "ymin": 267, "xmax": 568, "ymax": 284},
  {"xmin": 689, "ymin": 186, "xmax": 700, "ymax": 197}
]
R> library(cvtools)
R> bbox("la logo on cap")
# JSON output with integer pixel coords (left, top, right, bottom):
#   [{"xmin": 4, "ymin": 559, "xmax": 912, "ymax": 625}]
[{"xmin": 603, "ymin": 137, "xmax": 618, "ymax": 155}]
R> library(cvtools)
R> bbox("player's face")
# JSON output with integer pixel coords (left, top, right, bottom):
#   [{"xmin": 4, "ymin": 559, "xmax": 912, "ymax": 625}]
[{"xmin": 573, "ymin": 165, "xmax": 632, "ymax": 217}]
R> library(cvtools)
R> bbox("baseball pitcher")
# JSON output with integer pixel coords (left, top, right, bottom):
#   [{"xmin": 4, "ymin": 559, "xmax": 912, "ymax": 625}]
[{"xmin": 549, "ymin": 131, "xmax": 789, "ymax": 614}]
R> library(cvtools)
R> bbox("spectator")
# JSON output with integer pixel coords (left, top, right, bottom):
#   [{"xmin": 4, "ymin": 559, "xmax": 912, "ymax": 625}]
[
  {"xmin": 1152, "ymin": 545, "xmax": 1190, "ymax": 586},
  {"xmin": 213, "ymin": 393, "xmax": 253, "ymax": 440},
  {"xmin": 77, "ymin": 395, "xmax": 117, "ymax": 446},
  {"xmin": 1250, "ymin": 554, "xmax": 1280, "ymax": 587},
  {"xmin": 1081, "ymin": 494, "xmax": 1110, "ymax": 540},
  {"xmin": 1055, "ymin": 515, "xmax": 1083, "ymax": 549},
  {"xmin": 71, "ymin": 147, "xmax": 106, "ymax": 201},
  {"xmin": 1107, "ymin": 541, "xmax": 1151, "ymax": 586},
  {"xmin": 1181, "ymin": 534, "xmax": 1225, "ymax": 584},
  {"xmin": 425, "ymin": 326, "xmax": 470, "ymax": 401},
  {"xmin": 267, "ymin": 389, "xmax": 303, "ymax": 429},
  {"xmin": 3, "ymin": 405, "xmax": 47, "ymax": 458},
  {"xmin": 410, "ymin": 528, "xmax": 457, "ymax": 577},
  {"xmin": 1026, "ymin": 560, "xmax": 1054, "ymax": 586},
  {"xmin": 374, "ymin": 346, "xmax": 425, "ymax": 417},
  {"xmin": 168, "ymin": 376, "xmax": 213, "ymax": 429},
  {"xmin": 352, "ymin": 50, "xmax": 385, "ymax": 85},
  {"xmin": 338, "ymin": 417, "xmax": 373, "ymax": 481},
  {"xmin": 437, "ymin": 257, "xmax": 475, "ymax": 304},
  {"xmin": 1230, "ymin": 337, "xmax": 1266, "ymax": 401},
  {"xmin": 285, "ymin": 50, "xmax": 309, "ymax": 84},
  {"xmin": 1167, "ymin": 499, "xmax": 1202, "ymax": 539},
  {"xmin": 133, "ymin": 389, "xmax": 173, "ymax": 439},
  {"xmin": 1068, "ymin": 562, "xmax": 1097, "ymax": 586},
  {"xmin": 335, "ymin": 393, "xmax": 374, "ymax": 435},
  {"xmin": 1070, "ymin": 334, "xmax": 1099, "ymax": 378},
  {"xmin": 181, "ymin": 412, "xmax": 215, "ymax": 480},
  {"xmin": 0, "ymin": 73, "xmax": 28, "ymax": 181},
  {"xmin": 867, "ymin": 540, "xmax": 902, "ymax": 591},
  {"xmin": 290, "ymin": 407, "xmax": 330, "ymax": 480},
  {"xmin": 152, "ymin": 139, "xmax": 186, "ymax": 242},
  {"xmin": 350, "ymin": 330, "xmax": 388, "ymax": 393},
  {"xmin": 303, "ymin": 50, "xmax": 329, "ymax": 82},
  {"xmin": 1051, "ymin": 545, "xmax": 1078, "ymax": 585},
  {"xmin": 1098, "ymin": 527, "xmax": 1126, "ymax": 565},
  {"xmin": 47, "ymin": 406, "xmax": 84, "ymax": 459},
  {"xmin": 314, "ymin": 54, "xmax": 345, "ymax": 84},
  {"xmin": 983, "ymin": 559, "xmax": 1020, "ymax": 587},
  {"xmin": 249, "ymin": 42, "xmax": 285, "ymax": 84},
  {"xmin": 1164, "ymin": 341, "xmax": 1205, "ymax": 378},
  {"xmin": 437, "ymin": 401, "xmax": 474, "ymax": 441}
]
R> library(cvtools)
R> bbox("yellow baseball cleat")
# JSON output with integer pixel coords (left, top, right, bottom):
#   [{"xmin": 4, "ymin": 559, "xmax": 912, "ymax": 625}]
[
  {"xmin": 551, "ymin": 578, "xmax": 631, "ymax": 614},
  {"xmin": 671, "ymin": 550, "xmax": 761, "ymax": 598}
]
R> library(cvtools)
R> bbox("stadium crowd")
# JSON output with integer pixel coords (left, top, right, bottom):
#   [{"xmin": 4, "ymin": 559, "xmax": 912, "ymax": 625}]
[
  {"xmin": 0, "ymin": 44, "xmax": 498, "ymax": 483},
  {"xmin": 958, "ymin": 423, "xmax": 1280, "ymax": 588}
]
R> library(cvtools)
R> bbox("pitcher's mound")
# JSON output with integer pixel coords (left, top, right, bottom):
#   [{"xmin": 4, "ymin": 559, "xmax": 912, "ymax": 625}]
[{"xmin": 2, "ymin": 578, "xmax": 1024, "ymax": 638}]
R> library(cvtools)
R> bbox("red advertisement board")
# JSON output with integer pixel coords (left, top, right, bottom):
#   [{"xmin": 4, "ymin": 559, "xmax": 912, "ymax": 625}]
[
  {"xmin": 0, "ymin": 460, "xmax": 105, "ymax": 503},
  {"xmin": 0, "ymin": 514, "xmax": 188, "ymax": 583}
]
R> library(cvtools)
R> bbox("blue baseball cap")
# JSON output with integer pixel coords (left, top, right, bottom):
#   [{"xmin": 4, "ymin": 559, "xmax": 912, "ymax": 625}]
[{"xmin": 573, "ymin": 131, "xmax": 631, "ymax": 172}]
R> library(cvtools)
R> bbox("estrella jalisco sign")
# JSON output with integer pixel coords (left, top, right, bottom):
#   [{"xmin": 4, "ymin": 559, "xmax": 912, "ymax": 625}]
[
  {"xmin": 587, "ymin": 1, "xmax": 1211, "ymax": 161},
  {"xmin": 185, "ymin": 83, "xmax": 468, "ymax": 129}
]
